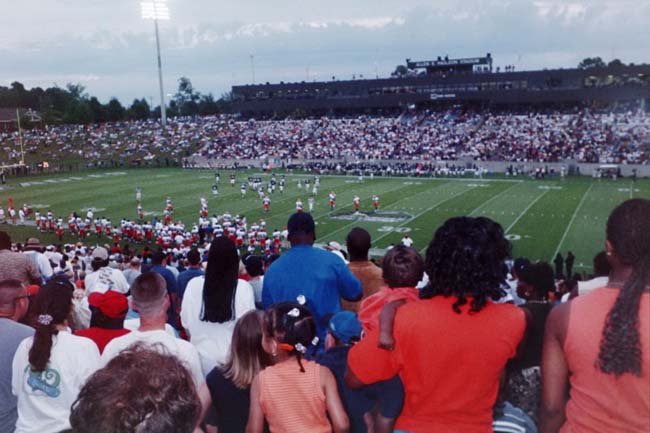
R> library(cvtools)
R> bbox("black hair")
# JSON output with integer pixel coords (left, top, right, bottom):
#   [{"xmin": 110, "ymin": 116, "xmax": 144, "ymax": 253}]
[
  {"xmin": 151, "ymin": 251, "xmax": 166, "ymax": 266},
  {"xmin": 421, "ymin": 216, "xmax": 510, "ymax": 313},
  {"xmin": 598, "ymin": 198, "xmax": 650, "ymax": 376},
  {"xmin": 186, "ymin": 249, "xmax": 201, "ymax": 266},
  {"xmin": 29, "ymin": 278, "xmax": 74, "ymax": 372},
  {"xmin": 346, "ymin": 227, "xmax": 371, "ymax": 260},
  {"xmin": 0, "ymin": 231, "xmax": 11, "ymax": 250},
  {"xmin": 91, "ymin": 259, "xmax": 109, "ymax": 271},
  {"xmin": 265, "ymin": 302, "xmax": 316, "ymax": 373},
  {"xmin": 381, "ymin": 245, "xmax": 424, "ymax": 288},
  {"xmin": 592, "ymin": 251, "xmax": 611, "ymax": 277},
  {"xmin": 201, "ymin": 236, "xmax": 239, "ymax": 323},
  {"xmin": 518, "ymin": 261, "xmax": 555, "ymax": 299},
  {"xmin": 243, "ymin": 255, "xmax": 264, "ymax": 277}
]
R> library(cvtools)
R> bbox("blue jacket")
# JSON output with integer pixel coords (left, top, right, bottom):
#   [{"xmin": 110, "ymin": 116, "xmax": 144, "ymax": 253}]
[{"xmin": 262, "ymin": 245, "xmax": 361, "ymax": 342}]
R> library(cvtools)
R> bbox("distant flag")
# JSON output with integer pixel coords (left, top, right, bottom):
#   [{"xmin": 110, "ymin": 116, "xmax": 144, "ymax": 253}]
[
  {"xmin": 417, "ymin": 163, "xmax": 422, "ymax": 177},
  {"xmin": 8, "ymin": 197, "xmax": 13, "ymax": 209}
]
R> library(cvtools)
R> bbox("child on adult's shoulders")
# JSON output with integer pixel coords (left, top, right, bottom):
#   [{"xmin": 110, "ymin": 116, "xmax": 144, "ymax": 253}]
[{"xmin": 357, "ymin": 245, "xmax": 424, "ymax": 350}]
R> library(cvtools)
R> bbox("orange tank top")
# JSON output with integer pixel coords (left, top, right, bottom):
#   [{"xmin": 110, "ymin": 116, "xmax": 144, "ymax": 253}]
[
  {"xmin": 561, "ymin": 287, "xmax": 650, "ymax": 433},
  {"xmin": 259, "ymin": 359, "xmax": 331, "ymax": 433}
]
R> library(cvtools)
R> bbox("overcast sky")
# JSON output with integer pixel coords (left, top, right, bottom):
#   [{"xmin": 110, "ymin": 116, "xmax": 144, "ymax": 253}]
[{"xmin": 1, "ymin": 0, "xmax": 649, "ymax": 104}]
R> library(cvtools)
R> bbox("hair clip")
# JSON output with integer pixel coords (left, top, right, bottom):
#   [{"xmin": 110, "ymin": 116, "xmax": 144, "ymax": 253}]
[
  {"xmin": 37, "ymin": 314, "xmax": 53, "ymax": 326},
  {"xmin": 295, "ymin": 343, "xmax": 307, "ymax": 354},
  {"xmin": 296, "ymin": 295, "xmax": 306, "ymax": 305},
  {"xmin": 287, "ymin": 308, "xmax": 300, "ymax": 318},
  {"xmin": 311, "ymin": 336, "xmax": 320, "ymax": 346}
]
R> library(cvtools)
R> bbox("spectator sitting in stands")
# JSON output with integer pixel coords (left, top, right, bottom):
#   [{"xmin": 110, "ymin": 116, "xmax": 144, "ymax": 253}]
[
  {"xmin": 247, "ymin": 302, "xmax": 349, "ymax": 433},
  {"xmin": 197, "ymin": 310, "xmax": 271, "ymax": 433},
  {"xmin": 12, "ymin": 278, "xmax": 100, "ymax": 433},
  {"xmin": 68, "ymin": 343, "xmax": 201, "ymax": 433},
  {"xmin": 74, "ymin": 290, "xmax": 130, "ymax": 354},
  {"xmin": 343, "ymin": 228, "xmax": 384, "ymax": 313},
  {"xmin": 540, "ymin": 198, "xmax": 650, "ymax": 433},
  {"xmin": 318, "ymin": 311, "xmax": 404, "ymax": 433},
  {"xmin": 101, "ymin": 272, "xmax": 204, "ymax": 388},
  {"xmin": 345, "ymin": 216, "xmax": 526, "ymax": 433}
]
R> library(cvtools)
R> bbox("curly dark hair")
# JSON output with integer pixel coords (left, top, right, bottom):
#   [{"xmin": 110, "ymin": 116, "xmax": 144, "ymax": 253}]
[
  {"xmin": 421, "ymin": 216, "xmax": 510, "ymax": 313},
  {"xmin": 597, "ymin": 198, "xmax": 650, "ymax": 376},
  {"xmin": 69, "ymin": 343, "xmax": 201, "ymax": 433},
  {"xmin": 265, "ymin": 302, "xmax": 316, "ymax": 373}
]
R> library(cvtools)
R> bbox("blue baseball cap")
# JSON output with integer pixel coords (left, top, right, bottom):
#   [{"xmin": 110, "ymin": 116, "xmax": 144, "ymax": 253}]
[{"xmin": 328, "ymin": 311, "xmax": 362, "ymax": 344}]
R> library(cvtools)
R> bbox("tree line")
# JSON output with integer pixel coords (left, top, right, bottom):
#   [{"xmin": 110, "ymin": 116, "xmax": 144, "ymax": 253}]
[{"xmin": 0, "ymin": 77, "xmax": 232, "ymax": 126}]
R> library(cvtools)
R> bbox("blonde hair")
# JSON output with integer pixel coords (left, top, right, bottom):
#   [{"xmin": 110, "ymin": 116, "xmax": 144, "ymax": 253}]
[{"xmin": 221, "ymin": 310, "xmax": 270, "ymax": 389}]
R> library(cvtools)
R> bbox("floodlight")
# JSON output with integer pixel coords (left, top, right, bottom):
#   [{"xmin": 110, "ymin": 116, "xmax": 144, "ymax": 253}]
[{"xmin": 140, "ymin": 0, "xmax": 170, "ymax": 128}]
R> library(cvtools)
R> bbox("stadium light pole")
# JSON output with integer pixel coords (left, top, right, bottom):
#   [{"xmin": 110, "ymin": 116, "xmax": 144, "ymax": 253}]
[{"xmin": 141, "ymin": 0, "xmax": 170, "ymax": 128}]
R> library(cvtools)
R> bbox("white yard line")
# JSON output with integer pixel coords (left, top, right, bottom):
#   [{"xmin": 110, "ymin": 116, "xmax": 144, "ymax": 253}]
[
  {"xmin": 319, "ymin": 181, "xmax": 453, "ymax": 242},
  {"xmin": 550, "ymin": 183, "xmax": 594, "ymax": 261},
  {"xmin": 416, "ymin": 182, "xmax": 524, "ymax": 254},
  {"xmin": 469, "ymin": 182, "xmax": 522, "ymax": 216},
  {"xmin": 374, "ymin": 185, "xmax": 476, "ymax": 244},
  {"xmin": 505, "ymin": 189, "xmax": 549, "ymax": 233}
]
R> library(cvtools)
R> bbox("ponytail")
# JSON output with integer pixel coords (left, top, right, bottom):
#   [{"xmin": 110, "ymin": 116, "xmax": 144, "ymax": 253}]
[
  {"xmin": 598, "ymin": 199, "xmax": 650, "ymax": 376},
  {"xmin": 597, "ymin": 254, "xmax": 649, "ymax": 376},
  {"xmin": 29, "ymin": 317, "xmax": 58, "ymax": 372},
  {"xmin": 28, "ymin": 279, "xmax": 74, "ymax": 372}
]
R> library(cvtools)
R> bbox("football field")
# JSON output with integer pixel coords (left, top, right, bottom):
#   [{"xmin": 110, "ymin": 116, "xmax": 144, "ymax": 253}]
[{"xmin": 3, "ymin": 168, "xmax": 649, "ymax": 273}]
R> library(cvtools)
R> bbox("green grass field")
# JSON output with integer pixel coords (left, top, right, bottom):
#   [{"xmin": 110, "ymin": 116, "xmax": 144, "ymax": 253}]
[{"xmin": 2, "ymin": 168, "xmax": 649, "ymax": 273}]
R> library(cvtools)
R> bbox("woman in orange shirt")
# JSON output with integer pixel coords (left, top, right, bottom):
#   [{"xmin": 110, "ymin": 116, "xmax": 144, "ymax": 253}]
[
  {"xmin": 540, "ymin": 199, "xmax": 650, "ymax": 433},
  {"xmin": 345, "ymin": 216, "xmax": 525, "ymax": 433}
]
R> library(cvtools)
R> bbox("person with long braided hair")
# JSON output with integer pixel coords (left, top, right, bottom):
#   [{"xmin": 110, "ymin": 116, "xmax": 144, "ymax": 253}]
[
  {"xmin": 540, "ymin": 198, "xmax": 650, "ymax": 433},
  {"xmin": 11, "ymin": 278, "xmax": 100, "ymax": 433}
]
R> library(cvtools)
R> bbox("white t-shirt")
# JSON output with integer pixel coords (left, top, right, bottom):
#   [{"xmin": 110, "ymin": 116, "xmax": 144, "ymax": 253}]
[
  {"xmin": 12, "ymin": 331, "xmax": 100, "ymax": 433},
  {"xmin": 84, "ymin": 267, "xmax": 130, "ymax": 295},
  {"xmin": 181, "ymin": 277, "xmax": 255, "ymax": 375},
  {"xmin": 401, "ymin": 237, "xmax": 414, "ymax": 247},
  {"xmin": 123, "ymin": 318, "xmax": 177, "ymax": 337},
  {"xmin": 22, "ymin": 251, "xmax": 53, "ymax": 280},
  {"xmin": 101, "ymin": 329, "xmax": 204, "ymax": 387},
  {"xmin": 578, "ymin": 276, "xmax": 609, "ymax": 296}
]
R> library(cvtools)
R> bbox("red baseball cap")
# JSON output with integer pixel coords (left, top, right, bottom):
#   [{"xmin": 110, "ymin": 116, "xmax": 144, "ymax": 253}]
[{"xmin": 88, "ymin": 290, "xmax": 128, "ymax": 319}]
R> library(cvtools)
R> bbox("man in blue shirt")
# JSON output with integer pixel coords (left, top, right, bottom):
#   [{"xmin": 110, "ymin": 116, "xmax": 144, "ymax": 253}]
[
  {"xmin": 262, "ymin": 212, "xmax": 361, "ymax": 344},
  {"xmin": 176, "ymin": 249, "xmax": 204, "ymax": 300},
  {"xmin": 150, "ymin": 251, "xmax": 179, "ymax": 329}
]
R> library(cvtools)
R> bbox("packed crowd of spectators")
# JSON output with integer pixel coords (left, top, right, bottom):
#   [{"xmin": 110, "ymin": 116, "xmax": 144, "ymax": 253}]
[
  {"xmin": 194, "ymin": 109, "xmax": 650, "ymax": 164},
  {"xmin": 0, "ymin": 198, "xmax": 648, "ymax": 433},
  {"xmin": 2, "ymin": 108, "xmax": 649, "ymax": 167}
]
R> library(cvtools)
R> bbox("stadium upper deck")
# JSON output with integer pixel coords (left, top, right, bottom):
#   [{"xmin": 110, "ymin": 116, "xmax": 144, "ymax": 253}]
[{"xmin": 231, "ymin": 55, "xmax": 650, "ymax": 116}]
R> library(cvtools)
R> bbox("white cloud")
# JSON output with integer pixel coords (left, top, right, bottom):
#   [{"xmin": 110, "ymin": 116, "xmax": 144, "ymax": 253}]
[{"xmin": 1, "ymin": 0, "xmax": 648, "ymax": 103}]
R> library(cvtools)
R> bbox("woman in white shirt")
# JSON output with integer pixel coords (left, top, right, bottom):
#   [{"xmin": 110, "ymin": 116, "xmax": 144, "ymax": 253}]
[
  {"xmin": 12, "ymin": 278, "xmax": 100, "ymax": 433},
  {"xmin": 181, "ymin": 237, "xmax": 255, "ymax": 375}
]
